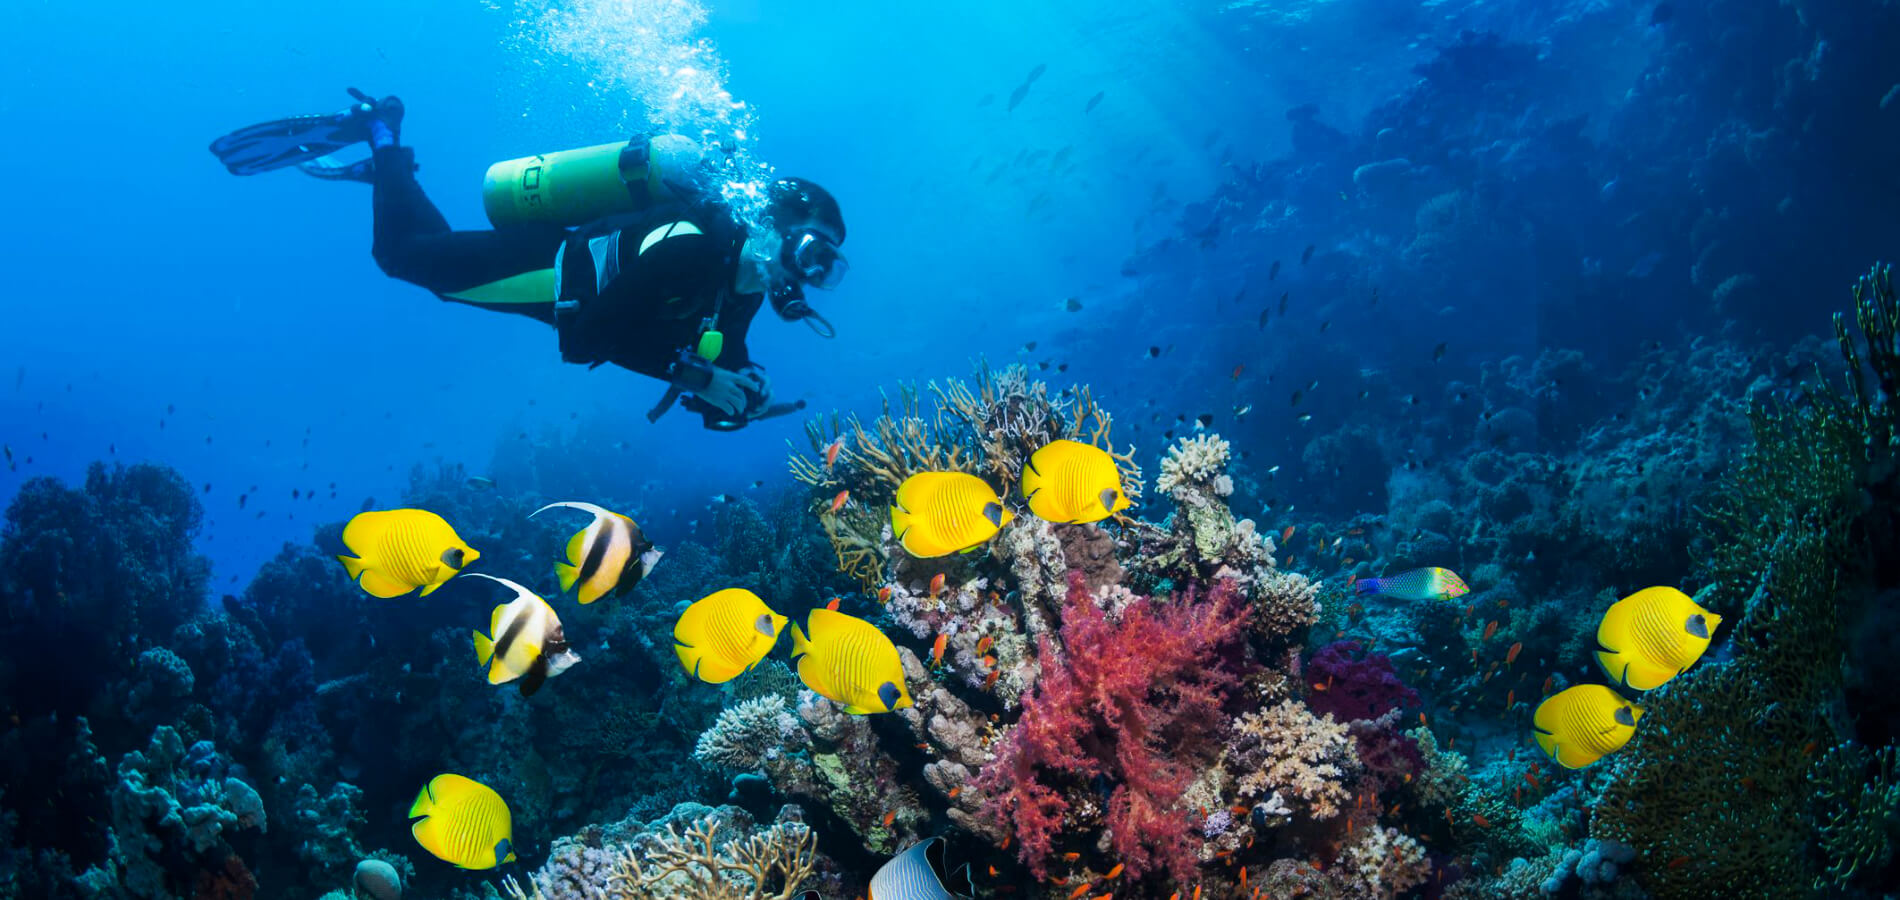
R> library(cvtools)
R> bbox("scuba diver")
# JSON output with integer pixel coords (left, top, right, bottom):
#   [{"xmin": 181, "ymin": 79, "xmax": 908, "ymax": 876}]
[{"xmin": 210, "ymin": 88, "xmax": 847, "ymax": 430}]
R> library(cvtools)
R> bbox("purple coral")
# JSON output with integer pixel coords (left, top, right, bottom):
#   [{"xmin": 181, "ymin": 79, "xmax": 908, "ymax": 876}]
[{"xmin": 1305, "ymin": 641, "xmax": 1420, "ymax": 723}]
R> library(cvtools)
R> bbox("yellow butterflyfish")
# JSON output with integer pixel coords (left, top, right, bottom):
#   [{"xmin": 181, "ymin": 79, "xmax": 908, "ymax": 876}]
[
  {"xmin": 890, "ymin": 472, "xmax": 1013, "ymax": 558},
  {"xmin": 335, "ymin": 509, "xmax": 478, "ymax": 598},
  {"xmin": 408, "ymin": 773, "xmax": 514, "ymax": 870},
  {"xmin": 791, "ymin": 608, "xmax": 913, "ymax": 715},
  {"xmin": 1595, "ymin": 586, "xmax": 1722, "ymax": 691},
  {"xmin": 673, "ymin": 588, "xmax": 787, "ymax": 684},
  {"xmin": 1533, "ymin": 685, "xmax": 1643, "ymax": 769},
  {"xmin": 1021, "ymin": 439, "xmax": 1132, "ymax": 524}
]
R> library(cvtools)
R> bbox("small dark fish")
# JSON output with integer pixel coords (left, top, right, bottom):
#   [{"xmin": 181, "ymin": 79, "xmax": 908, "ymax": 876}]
[
  {"xmin": 1320, "ymin": 320, "xmax": 1331, "ymax": 333},
  {"xmin": 1084, "ymin": 90, "xmax": 1105, "ymax": 113},
  {"xmin": 1258, "ymin": 309, "xmax": 1271, "ymax": 329},
  {"xmin": 238, "ymin": 493, "xmax": 248, "ymax": 509},
  {"xmin": 1433, "ymin": 342, "xmax": 1448, "ymax": 362},
  {"xmin": 1063, "ymin": 297, "xmax": 1083, "ymax": 312},
  {"xmin": 1302, "ymin": 244, "xmax": 1316, "ymax": 264},
  {"xmin": 1147, "ymin": 346, "xmax": 1162, "ymax": 358},
  {"xmin": 1023, "ymin": 341, "xmax": 1039, "ymax": 352},
  {"xmin": 203, "ymin": 483, "xmax": 211, "ymax": 493},
  {"xmin": 1196, "ymin": 413, "xmax": 1214, "ymax": 429},
  {"xmin": 1007, "ymin": 83, "xmax": 1030, "ymax": 112},
  {"xmin": 1269, "ymin": 260, "xmax": 1281, "ymax": 281},
  {"xmin": 166, "ymin": 403, "xmax": 175, "ymax": 415},
  {"xmin": 109, "ymin": 444, "xmax": 115, "ymax": 455},
  {"xmin": 1057, "ymin": 363, "xmax": 1068, "ymax": 372},
  {"xmin": 291, "ymin": 488, "xmax": 300, "ymax": 499},
  {"xmin": 1291, "ymin": 390, "xmax": 1303, "ymax": 406},
  {"xmin": 1026, "ymin": 63, "xmax": 1047, "ymax": 83},
  {"xmin": 466, "ymin": 476, "xmax": 495, "ymax": 491},
  {"xmin": 1279, "ymin": 293, "xmax": 1289, "ymax": 316}
]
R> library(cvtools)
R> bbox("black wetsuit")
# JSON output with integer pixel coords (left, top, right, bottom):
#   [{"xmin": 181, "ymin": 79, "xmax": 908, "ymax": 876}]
[{"xmin": 367, "ymin": 145, "xmax": 763, "ymax": 382}]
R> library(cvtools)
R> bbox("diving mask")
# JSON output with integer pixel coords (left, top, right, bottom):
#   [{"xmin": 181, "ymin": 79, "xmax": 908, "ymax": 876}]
[{"xmin": 783, "ymin": 230, "xmax": 849, "ymax": 290}]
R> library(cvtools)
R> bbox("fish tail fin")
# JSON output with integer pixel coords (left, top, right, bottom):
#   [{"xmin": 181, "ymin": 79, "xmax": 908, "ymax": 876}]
[
  {"xmin": 554, "ymin": 561, "xmax": 579, "ymax": 593},
  {"xmin": 473, "ymin": 630, "xmax": 494, "ymax": 666},
  {"xmin": 790, "ymin": 622, "xmax": 812, "ymax": 659},
  {"xmin": 1353, "ymin": 577, "xmax": 1381, "ymax": 595},
  {"xmin": 337, "ymin": 554, "xmax": 367, "ymax": 580},
  {"xmin": 408, "ymin": 780, "xmax": 435, "ymax": 819}
]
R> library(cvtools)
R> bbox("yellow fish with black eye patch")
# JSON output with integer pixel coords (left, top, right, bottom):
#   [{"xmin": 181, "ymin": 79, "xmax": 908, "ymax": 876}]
[
  {"xmin": 335, "ymin": 509, "xmax": 478, "ymax": 598},
  {"xmin": 1021, "ymin": 439, "xmax": 1132, "ymax": 524},
  {"xmin": 409, "ymin": 773, "xmax": 514, "ymax": 870},
  {"xmin": 1533, "ymin": 684, "xmax": 1643, "ymax": 769},
  {"xmin": 673, "ymin": 588, "xmax": 787, "ymax": 684},
  {"xmin": 791, "ymin": 608, "xmax": 913, "ymax": 715},
  {"xmin": 466, "ymin": 574, "xmax": 580, "ymax": 697},
  {"xmin": 1595, "ymin": 586, "xmax": 1722, "ymax": 691},
  {"xmin": 890, "ymin": 472, "xmax": 1013, "ymax": 558},
  {"xmin": 531, "ymin": 501, "xmax": 663, "ymax": 605}
]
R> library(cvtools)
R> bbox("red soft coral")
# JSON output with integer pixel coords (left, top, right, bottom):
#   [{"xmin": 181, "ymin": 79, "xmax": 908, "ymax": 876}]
[{"xmin": 977, "ymin": 572, "xmax": 1250, "ymax": 883}]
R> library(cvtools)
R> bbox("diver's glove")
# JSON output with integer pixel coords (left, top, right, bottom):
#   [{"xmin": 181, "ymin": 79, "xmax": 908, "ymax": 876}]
[{"xmin": 694, "ymin": 365, "xmax": 760, "ymax": 418}]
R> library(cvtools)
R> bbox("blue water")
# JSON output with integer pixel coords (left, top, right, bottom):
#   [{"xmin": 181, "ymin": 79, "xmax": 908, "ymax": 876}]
[{"xmin": 6, "ymin": 0, "xmax": 1900, "ymax": 896}]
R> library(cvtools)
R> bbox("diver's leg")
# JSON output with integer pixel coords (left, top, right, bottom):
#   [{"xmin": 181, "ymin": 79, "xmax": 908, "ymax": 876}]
[{"xmin": 368, "ymin": 147, "xmax": 567, "ymax": 323}]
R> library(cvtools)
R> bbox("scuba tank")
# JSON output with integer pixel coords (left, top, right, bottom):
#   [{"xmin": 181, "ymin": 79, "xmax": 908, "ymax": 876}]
[{"xmin": 481, "ymin": 134, "xmax": 703, "ymax": 229}]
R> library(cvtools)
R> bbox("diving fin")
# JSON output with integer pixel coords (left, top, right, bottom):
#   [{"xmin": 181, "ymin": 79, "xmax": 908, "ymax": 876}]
[
  {"xmin": 209, "ymin": 88, "xmax": 399, "ymax": 176},
  {"xmin": 297, "ymin": 154, "xmax": 377, "ymax": 183}
]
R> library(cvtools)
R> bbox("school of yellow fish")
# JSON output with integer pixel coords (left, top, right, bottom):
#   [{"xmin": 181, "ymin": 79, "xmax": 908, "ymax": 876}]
[{"xmin": 322, "ymin": 437, "xmax": 1131, "ymax": 887}]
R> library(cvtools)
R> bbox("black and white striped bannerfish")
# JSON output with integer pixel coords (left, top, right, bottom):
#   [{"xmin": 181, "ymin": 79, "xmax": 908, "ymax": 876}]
[
  {"xmin": 870, "ymin": 837, "xmax": 975, "ymax": 899},
  {"xmin": 531, "ymin": 501, "xmax": 664, "ymax": 605},
  {"xmin": 466, "ymin": 573, "xmax": 581, "ymax": 697}
]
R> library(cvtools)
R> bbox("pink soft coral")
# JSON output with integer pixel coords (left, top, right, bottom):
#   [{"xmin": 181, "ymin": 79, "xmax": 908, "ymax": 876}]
[{"xmin": 976, "ymin": 572, "xmax": 1250, "ymax": 883}]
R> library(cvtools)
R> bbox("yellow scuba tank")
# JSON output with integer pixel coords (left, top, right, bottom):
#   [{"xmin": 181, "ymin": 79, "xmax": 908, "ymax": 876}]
[{"xmin": 481, "ymin": 134, "xmax": 702, "ymax": 229}]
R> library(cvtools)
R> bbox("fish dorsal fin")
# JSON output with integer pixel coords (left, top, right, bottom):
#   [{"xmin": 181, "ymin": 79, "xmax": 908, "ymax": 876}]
[
  {"xmin": 531, "ymin": 500, "xmax": 613, "ymax": 521},
  {"xmin": 490, "ymin": 603, "xmax": 509, "ymax": 639}
]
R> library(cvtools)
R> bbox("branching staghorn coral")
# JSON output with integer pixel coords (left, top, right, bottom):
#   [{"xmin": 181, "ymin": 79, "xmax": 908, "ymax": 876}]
[
  {"xmin": 787, "ymin": 363, "xmax": 1140, "ymax": 591},
  {"xmin": 507, "ymin": 818, "xmax": 817, "ymax": 900},
  {"xmin": 692, "ymin": 697, "xmax": 807, "ymax": 777}
]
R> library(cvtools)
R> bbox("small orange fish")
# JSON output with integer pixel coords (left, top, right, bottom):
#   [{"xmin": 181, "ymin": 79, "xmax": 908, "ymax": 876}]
[
  {"xmin": 1281, "ymin": 525, "xmax": 1296, "ymax": 543},
  {"xmin": 1541, "ymin": 675, "xmax": 1554, "ymax": 695},
  {"xmin": 1667, "ymin": 856, "xmax": 1691, "ymax": 870},
  {"xmin": 929, "ymin": 573, "xmax": 946, "ymax": 597},
  {"xmin": 1482, "ymin": 620, "xmax": 1499, "ymax": 642},
  {"xmin": 881, "ymin": 810, "xmax": 896, "ymax": 826},
  {"xmin": 1444, "ymin": 809, "xmax": 1454, "ymax": 826},
  {"xmin": 981, "ymin": 655, "xmax": 996, "ymax": 668},
  {"xmin": 825, "ymin": 438, "xmax": 844, "ymax": 468},
  {"xmin": 1061, "ymin": 852, "xmax": 1081, "ymax": 862},
  {"xmin": 976, "ymin": 635, "xmax": 994, "ymax": 655},
  {"xmin": 1193, "ymin": 887, "xmax": 1202, "ymax": 900},
  {"xmin": 1403, "ymin": 772, "xmax": 1413, "ymax": 784},
  {"xmin": 1067, "ymin": 883, "xmax": 1090, "ymax": 899},
  {"xmin": 982, "ymin": 669, "xmax": 1000, "ymax": 691},
  {"xmin": 878, "ymin": 586, "xmax": 892, "ymax": 604},
  {"xmin": 1472, "ymin": 813, "xmax": 1490, "ymax": 827},
  {"xmin": 1514, "ymin": 786, "xmax": 1521, "ymax": 805},
  {"xmin": 1419, "ymin": 712, "xmax": 1429, "ymax": 728},
  {"xmin": 826, "ymin": 597, "xmax": 842, "ymax": 611},
  {"xmin": 1106, "ymin": 863, "xmax": 1124, "ymax": 880},
  {"xmin": 1525, "ymin": 771, "xmax": 1539, "ymax": 789},
  {"xmin": 946, "ymin": 787, "xmax": 961, "ymax": 800},
  {"xmin": 830, "ymin": 490, "xmax": 850, "ymax": 513},
  {"xmin": 931, "ymin": 633, "xmax": 948, "ymax": 668},
  {"xmin": 1805, "ymin": 741, "xmax": 1820, "ymax": 756},
  {"xmin": 1506, "ymin": 642, "xmax": 1522, "ymax": 665},
  {"xmin": 1312, "ymin": 681, "xmax": 1329, "ymax": 692},
  {"xmin": 1505, "ymin": 689, "xmax": 1515, "ymax": 710},
  {"xmin": 989, "ymin": 865, "xmax": 999, "ymax": 877},
  {"xmin": 1092, "ymin": 894, "xmax": 1111, "ymax": 900},
  {"xmin": 1001, "ymin": 834, "xmax": 1011, "ymax": 850},
  {"xmin": 1348, "ymin": 819, "xmax": 1354, "ymax": 835},
  {"xmin": 1231, "ymin": 364, "xmax": 1245, "ymax": 380},
  {"xmin": 1462, "ymin": 604, "xmax": 1475, "ymax": 619},
  {"xmin": 1347, "ymin": 527, "xmax": 1364, "ymax": 535},
  {"xmin": 1470, "ymin": 649, "xmax": 1479, "ymax": 665},
  {"xmin": 1239, "ymin": 866, "xmax": 1248, "ymax": 889},
  {"xmin": 1347, "ymin": 574, "xmax": 1358, "ymax": 589},
  {"xmin": 1497, "ymin": 599, "xmax": 1509, "ymax": 610}
]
